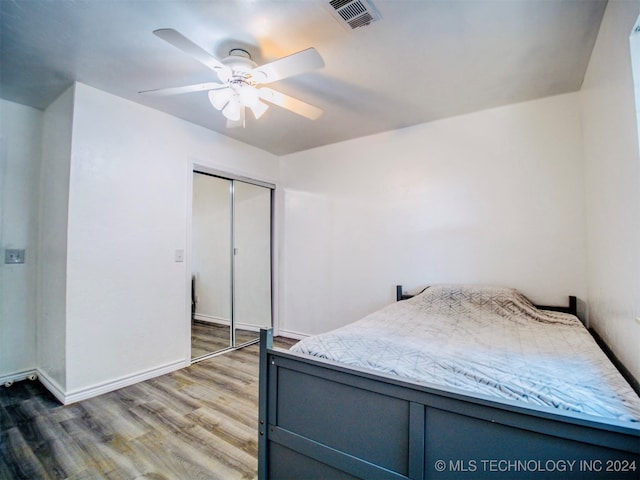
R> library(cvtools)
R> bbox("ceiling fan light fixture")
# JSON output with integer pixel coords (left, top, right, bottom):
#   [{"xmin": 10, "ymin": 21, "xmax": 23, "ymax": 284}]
[
  {"xmin": 208, "ymin": 89, "xmax": 232, "ymax": 110},
  {"xmin": 249, "ymin": 100, "xmax": 269, "ymax": 120},
  {"xmin": 238, "ymin": 83, "xmax": 260, "ymax": 108},
  {"xmin": 222, "ymin": 97, "xmax": 242, "ymax": 122}
]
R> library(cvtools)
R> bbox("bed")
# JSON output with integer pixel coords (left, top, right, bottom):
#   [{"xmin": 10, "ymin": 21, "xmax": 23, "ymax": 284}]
[{"xmin": 258, "ymin": 285, "xmax": 640, "ymax": 479}]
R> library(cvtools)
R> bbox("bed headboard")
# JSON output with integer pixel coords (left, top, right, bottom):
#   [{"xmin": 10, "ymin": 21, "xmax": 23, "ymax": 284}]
[{"xmin": 395, "ymin": 285, "xmax": 578, "ymax": 317}]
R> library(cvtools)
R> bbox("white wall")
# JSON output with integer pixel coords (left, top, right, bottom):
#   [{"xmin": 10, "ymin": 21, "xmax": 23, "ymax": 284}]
[
  {"xmin": 581, "ymin": 0, "xmax": 640, "ymax": 382},
  {"xmin": 633, "ymin": 16, "xmax": 640, "ymax": 141},
  {"xmin": 280, "ymin": 93, "xmax": 587, "ymax": 336},
  {"xmin": 0, "ymin": 100, "xmax": 42, "ymax": 381},
  {"xmin": 38, "ymin": 86, "xmax": 75, "ymax": 391},
  {"xmin": 61, "ymin": 83, "xmax": 278, "ymax": 398},
  {"xmin": 5, "ymin": 82, "xmax": 278, "ymax": 402}
]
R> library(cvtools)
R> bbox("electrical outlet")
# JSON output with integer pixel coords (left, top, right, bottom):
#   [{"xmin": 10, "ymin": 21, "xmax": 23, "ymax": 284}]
[{"xmin": 4, "ymin": 249, "xmax": 25, "ymax": 264}]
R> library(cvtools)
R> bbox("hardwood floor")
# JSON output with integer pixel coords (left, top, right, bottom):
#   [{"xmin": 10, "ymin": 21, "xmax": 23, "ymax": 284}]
[
  {"xmin": 0, "ymin": 337, "xmax": 297, "ymax": 480},
  {"xmin": 191, "ymin": 321, "xmax": 261, "ymax": 359}
]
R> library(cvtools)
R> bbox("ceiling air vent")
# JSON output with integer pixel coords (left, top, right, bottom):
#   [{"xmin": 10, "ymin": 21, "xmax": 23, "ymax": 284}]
[{"xmin": 327, "ymin": 0, "xmax": 381, "ymax": 30}]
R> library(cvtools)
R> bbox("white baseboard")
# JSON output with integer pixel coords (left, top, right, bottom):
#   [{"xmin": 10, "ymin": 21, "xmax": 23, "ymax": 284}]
[
  {"xmin": 193, "ymin": 314, "xmax": 265, "ymax": 333},
  {"xmin": 0, "ymin": 369, "xmax": 39, "ymax": 388},
  {"xmin": 275, "ymin": 329, "xmax": 309, "ymax": 341},
  {"xmin": 37, "ymin": 370, "xmax": 66, "ymax": 404},
  {"xmin": 40, "ymin": 360, "xmax": 187, "ymax": 405},
  {"xmin": 193, "ymin": 313, "xmax": 229, "ymax": 325}
]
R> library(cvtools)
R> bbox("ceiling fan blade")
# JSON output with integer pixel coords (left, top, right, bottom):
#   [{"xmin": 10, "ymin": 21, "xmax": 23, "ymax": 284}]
[
  {"xmin": 153, "ymin": 28, "xmax": 231, "ymax": 81},
  {"xmin": 251, "ymin": 48, "xmax": 324, "ymax": 84},
  {"xmin": 139, "ymin": 82, "xmax": 225, "ymax": 96},
  {"xmin": 259, "ymin": 87, "xmax": 323, "ymax": 120}
]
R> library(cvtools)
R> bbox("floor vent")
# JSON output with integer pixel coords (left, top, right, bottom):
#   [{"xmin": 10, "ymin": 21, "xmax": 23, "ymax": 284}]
[{"xmin": 327, "ymin": 0, "xmax": 381, "ymax": 30}]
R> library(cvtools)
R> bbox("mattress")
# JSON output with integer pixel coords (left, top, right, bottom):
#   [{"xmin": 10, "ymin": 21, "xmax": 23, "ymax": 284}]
[{"xmin": 290, "ymin": 285, "xmax": 640, "ymax": 423}]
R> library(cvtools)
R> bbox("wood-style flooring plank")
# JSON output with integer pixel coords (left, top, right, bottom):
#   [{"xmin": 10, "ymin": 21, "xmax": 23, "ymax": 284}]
[
  {"xmin": 1, "ymin": 427, "xmax": 53, "ymax": 480},
  {"xmin": 191, "ymin": 322, "xmax": 259, "ymax": 359},
  {"xmin": 0, "ymin": 336, "xmax": 297, "ymax": 480}
]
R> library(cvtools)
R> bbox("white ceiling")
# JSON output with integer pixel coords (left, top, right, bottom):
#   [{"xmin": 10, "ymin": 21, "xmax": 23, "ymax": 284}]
[{"xmin": 0, "ymin": 0, "xmax": 607, "ymax": 155}]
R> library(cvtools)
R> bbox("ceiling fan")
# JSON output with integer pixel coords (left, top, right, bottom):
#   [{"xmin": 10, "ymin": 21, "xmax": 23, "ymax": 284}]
[{"xmin": 140, "ymin": 29, "xmax": 325, "ymax": 127}]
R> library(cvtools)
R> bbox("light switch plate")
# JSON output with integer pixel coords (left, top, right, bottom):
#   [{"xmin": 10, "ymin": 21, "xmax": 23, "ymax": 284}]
[
  {"xmin": 175, "ymin": 249, "xmax": 184, "ymax": 262},
  {"xmin": 5, "ymin": 249, "xmax": 25, "ymax": 264}
]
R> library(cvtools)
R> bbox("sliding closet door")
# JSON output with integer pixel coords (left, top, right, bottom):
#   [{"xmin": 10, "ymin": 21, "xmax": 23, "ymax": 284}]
[
  {"xmin": 233, "ymin": 181, "xmax": 272, "ymax": 346},
  {"xmin": 191, "ymin": 170, "xmax": 273, "ymax": 361},
  {"xmin": 191, "ymin": 173, "xmax": 232, "ymax": 357}
]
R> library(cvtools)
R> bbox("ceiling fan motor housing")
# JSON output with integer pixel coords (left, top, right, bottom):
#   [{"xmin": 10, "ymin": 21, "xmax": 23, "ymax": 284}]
[{"xmin": 222, "ymin": 50, "xmax": 269, "ymax": 89}]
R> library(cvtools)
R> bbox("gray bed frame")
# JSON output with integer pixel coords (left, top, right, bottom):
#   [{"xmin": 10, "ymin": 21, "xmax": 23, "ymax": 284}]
[{"xmin": 258, "ymin": 288, "xmax": 640, "ymax": 479}]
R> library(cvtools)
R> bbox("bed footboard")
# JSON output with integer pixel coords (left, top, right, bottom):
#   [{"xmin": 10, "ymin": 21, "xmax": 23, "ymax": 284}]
[{"xmin": 258, "ymin": 329, "xmax": 639, "ymax": 479}]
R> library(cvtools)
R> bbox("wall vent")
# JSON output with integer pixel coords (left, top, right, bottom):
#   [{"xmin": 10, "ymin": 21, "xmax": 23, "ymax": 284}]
[{"xmin": 327, "ymin": 0, "xmax": 381, "ymax": 30}]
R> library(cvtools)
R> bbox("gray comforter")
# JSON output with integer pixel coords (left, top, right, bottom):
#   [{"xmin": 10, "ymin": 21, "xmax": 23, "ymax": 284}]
[{"xmin": 291, "ymin": 284, "xmax": 640, "ymax": 422}]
